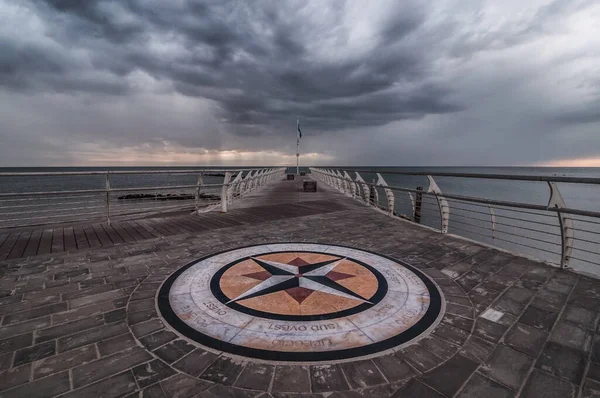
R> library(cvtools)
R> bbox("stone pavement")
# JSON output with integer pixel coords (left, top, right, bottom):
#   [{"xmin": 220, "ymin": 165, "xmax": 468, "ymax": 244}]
[{"xmin": 1, "ymin": 182, "xmax": 600, "ymax": 397}]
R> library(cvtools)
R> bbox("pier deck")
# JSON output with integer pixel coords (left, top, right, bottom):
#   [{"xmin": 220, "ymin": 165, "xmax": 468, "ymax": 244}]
[{"xmin": 0, "ymin": 177, "xmax": 598, "ymax": 398}]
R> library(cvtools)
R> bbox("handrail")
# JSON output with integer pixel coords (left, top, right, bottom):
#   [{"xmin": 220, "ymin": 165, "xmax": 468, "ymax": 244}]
[
  {"xmin": 0, "ymin": 168, "xmax": 271, "ymax": 177},
  {"xmin": 324, "ymin": 169, "xmax": 600, "ymax": 185},
  {"xmin": 310, "ymin": 167, "xmax": 600, "ymax": 271},
  {"xmin": 0, "ymin": 168, "xmax": 286, "ymax": 228}
]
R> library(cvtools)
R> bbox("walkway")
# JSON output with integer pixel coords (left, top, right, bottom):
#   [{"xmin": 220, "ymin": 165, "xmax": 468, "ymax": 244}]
[{"xmin": 0, "ymin": 177, "xmax": 598, "ymax": 398}]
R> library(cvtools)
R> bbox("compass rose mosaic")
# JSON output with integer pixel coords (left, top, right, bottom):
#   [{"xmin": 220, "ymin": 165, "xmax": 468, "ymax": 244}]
[{"xmin": 158, "ymin": 243, "xmax": 444, "ymax": 361}]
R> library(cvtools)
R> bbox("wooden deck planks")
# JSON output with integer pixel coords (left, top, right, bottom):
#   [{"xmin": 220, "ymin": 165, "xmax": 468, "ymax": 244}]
[
  {"xmin": 23, "ymin": 230, "xmax": 43, "ymax": 257},
  {"xmin": 92, "ymin": 224, "xmax": 112, "ymax": 246},
  {"xmin": 73, "ymin": 226, "xmax": 90, "ymax": 250},
  {"xmin": 51, "ymin": 228, "xmax": 64, "ymax": 253},
  {"xmin": 0, "ymin": 233, "xmax": 19, "ymax": 260},
  {"xmin": 110, "ymin": 222, "xmax": 136, "ymax": 242},
  {"xmin": 37, "ymin": 229, "xmax": 54, "ymax": 255},
  {"xmin": 63, "ymin": 227, "xmax": 77, "ymax": 251},
  {"xmin": 0, "ymin": 179, "xmax": 354, "ymax": 260},
  {"xmin": 7, "ymin": 231, "xmax": 31, "ymax": 259},
  {"xmin": 122, "ymin": 221, "xmax": 146, "ymax": 241},
  {"xmin": 102, "ymin": 224, "xmax": 125, "ymax": 244}
]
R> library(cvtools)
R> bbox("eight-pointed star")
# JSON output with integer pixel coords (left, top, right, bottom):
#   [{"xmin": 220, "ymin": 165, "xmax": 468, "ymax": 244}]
[{"xmin": 227, "ymin": 256, "xmax": 373, "ymax": 305}]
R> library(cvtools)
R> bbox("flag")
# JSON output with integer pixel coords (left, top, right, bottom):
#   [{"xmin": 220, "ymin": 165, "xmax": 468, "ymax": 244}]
[{"xmin": 297, "ymin": 120, "xmax": 302, "ymax": 141}]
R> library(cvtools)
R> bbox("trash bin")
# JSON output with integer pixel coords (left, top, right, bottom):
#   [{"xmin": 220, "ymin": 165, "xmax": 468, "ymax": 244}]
[
  {"xmin": 303, "ymin": 180, "xmax": 317, "ymax": 192},
  {"xmin": 287, "ymin": 174, "xmax": 295, "ymax": 180}
]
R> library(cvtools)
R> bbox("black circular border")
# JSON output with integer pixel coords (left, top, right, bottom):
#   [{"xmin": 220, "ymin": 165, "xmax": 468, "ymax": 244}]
[
  {"xmin": 158, "ymin": 243, "xmax": 443, "ymax": 362},
  {"xmin": 210, "ymin": 251, "xmax": 388, "ymax": 321}
]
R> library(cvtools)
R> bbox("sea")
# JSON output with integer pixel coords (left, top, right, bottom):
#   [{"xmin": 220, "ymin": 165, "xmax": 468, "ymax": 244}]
[{"xmin": 1, "ymin": 166, "xmax": 599, "ymax": 275}]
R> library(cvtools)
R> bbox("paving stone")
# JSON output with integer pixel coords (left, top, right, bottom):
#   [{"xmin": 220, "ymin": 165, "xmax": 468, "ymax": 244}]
[
  {"xmin": 58, "ymin": 322, "xmax": 128, "ymax": 352},
  {"xmin": 431, "ymin": 323, "xmax": 469, "ymax": 346},
  {"xmin": 63, "ymin": 370, "xmax": 138, "ymax": 398},
  {"xmin": 34, "ymin": 344, "xmax": 97, "ymax": 379},
  {"xmin": 588, "ymin": 362, "xmax": 600, "ymax": 382},
  {"xmin": 399, "ymin": 344, "xmax": 443, "ymax": 372},
  {"xmin": 442, "ymin": 313, "xmax": 474, "ymax": 333},
  {"xmin": 420, "ymin": 354, "xmax": 478, "ymax": 396},
  {"xmin": 446, "ymin": 302, "xmax": 474, "ymax": 318},
  {"xmin": 418, "ymin": 335, "xmax": 460, "ymax": 360},
  {"xmin": 2, "ymin": 303, "xmax": 68, "ymax": 325},
  {"xmin": 133, "ymin": 359, "xmax": 176, "ymax": 388},
  {"xmin": 0, "ymin": 364, "xmax": 32, "ymax": 392},
  {"xmin": 459, "ymin": 335, "xmax": 496, "ymax": 363},
  {"xmin": 235, "ymin": 362, "xmax": 275, "ymax": 391},
  {"xmin": 582, "ymin": 378, "xmax": 600, "ymax": 398},
  {"xmin": 446, "ymin": 294, "xmax": 472, "ymax": 307},
  {"xmin": 103, "ymin": 308, "xmax": 126, "ymax": 323},
  {"xmin": 72, "ymin": 347, "xmax": 152, "ymax": 388},
  {"xmin": 139, "ymin": 330, "xmax": 177, "ymax": 351},
  {"xmin": 310, "ymin": 364, "xmax": 350, "ymax": 393},
  {"xmin": 519, "ymin": 306, "xmax": 558, "ymax": 332},
  {"xmin": 154, "ymin": 339, "xmax": 195, "ymax": 363},
  {"xmin": 131, "ymin": 290, "xmax": 157, "ymax": 301},
  {"xmin": 172, "ymin": 348, "xmax": 218, "ymax": 377},
  {"xmin": 339, "ymin": 360, "xmax": 385, "ymax": 389},
  {"xmin": 545, "ymin": 280, "xmax": 573, "ymax": 295},
  {"xmin": 131, "ymin": 318, "xmax": 164, "ymax": 337},
  {"xmin": 502, "ymin": 286, "xmax": 534, "ymax": 304},
  {"xmin": 0, "ymin": 352, "xmax": 12, "ymax": 371},
  {"xmin": 550, "ymin": 322, "xmax": 592, "ymax": 352},
  {"xmin": 480, "ymin": 344, "xmax": 534, "ymax": 390},
  {"xmin": 593, "ymin": 335, "xmax": 600, "ymax": 363},
  {"xmin": 62, "ymin": 284, "xmax": 115, "ymax": 301},
  {"xmin": 97, "ymin": 333, "xmax": 137, "ymax": 356},
  {"xmin": 563, "ymin": 305, "xmax": 597, "ymax": 330},
  {"xmin": 196, "ymin": 384, "xmax": 259, "ymax": 398},
  {"xmin": 455, "ymin": 372, "xmax": 514, "ymax": 398},
  {"xmin": 52, "ymin": 301, "xmax": 114, "ymax": 324},
  {"xmin": 371, "ymin": 353, "xmax": 414, "ymax": 382},
  {"xmin": 504, "ymin": 323, "xmax": 548, "ymax": 357},
  {"xmin": 272, "ymin": 365, "xmax": 311, "ymax": 393},
  {"xmin": 493, "ymin": 297, "xmax": 526, "ymax": 317},
  {"xmin": 129, "ymin": 299, "xmax": 155, "ymax": 313},
  {"xmin": 520, "ymin": 369, "xmax": 574, "ymax": 398},
  {"xmin": 128, "ymin": 308, "xmax": 159, "ymax": 325},
  {"xmin": 0, "ymin": 371, "xmax": 70, "ymax": 398},
  {"xmin": 35, "ymin": 314, "xmax": 104, "ymax": 342},
  {"xmin": 0, "ymin": 317, "xmax": 51, "ymax": 340},
  {"xmin": 200, "ymin": 355, "xmax": 245, "ymax": 386},
  {"xmin": 0, "ymin": 333, "xmax": 32, "ymax": 355},
  {"xmin": 531, "ymin": 289, "xmax": 568, "ymax": 312},
  {"xmin": 130, "ymin": 383, "xmax": 167, "ymax": 398},
  {"xmin": 391, "ymin": 378, "xmax": 445, "ymax": 398},
  {"xmin": 473, "ymin": 318, "xmax": 508, "ymax": 343},
  {"xmin": 161, "ymin": 374, "xmax": 211, "ymax": 398},
  {"xmin": 14, "ymin": 340, "xmax": 55, "ymax": 366},
  {"xmin": 536, "ymin": 342, "xmax": 586, "ymax": 384},
  {"xmin": 569, "ymin": 292, "xmax": 600, "ymax": 311}
]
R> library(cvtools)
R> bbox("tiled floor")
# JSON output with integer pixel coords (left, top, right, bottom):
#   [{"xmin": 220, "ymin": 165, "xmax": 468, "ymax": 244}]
[{"xmin": 0, "ymin": 178, "xmax": 598, "ymax": 397}]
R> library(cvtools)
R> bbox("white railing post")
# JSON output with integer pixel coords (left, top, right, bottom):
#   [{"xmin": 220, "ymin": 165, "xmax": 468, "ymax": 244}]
[
  {"xmin": 427, "ymin": 175, "xmax": 450, "ymax": 234},
  {"xmin": 221, "ymin": 172, "xmax": 232, "ymax": 213},
  {"xmin": 195, "ymin": 172, "xmax": 204, "ymax": 214},
  {"xmin": 105, "ymin": 172, "xmax": 111, "ymax": 225},
  {"xmin": 548, "ymin": 182, "xmax": 574, "ymax": 269},
  {"xmin": 228, "ymin": 171, "xmax": 243, "ymax": 204},
  {"xmin": 355, "ymin": 172, "xmax": 370, "ymax": 205},
  {"xmin": 376, "ymin": 173, "xmax": 395, "ymax": 216},
  {"xmin": 408, "ymin": 193, "xmax": 415, "ymax": 220},
  {"xmin": 344, "ymin": 171, "xmax": 356, "ymax": 198},
  {"xmin": 488, "ymin": 204, "xmax": 496, "ymax": 239}
]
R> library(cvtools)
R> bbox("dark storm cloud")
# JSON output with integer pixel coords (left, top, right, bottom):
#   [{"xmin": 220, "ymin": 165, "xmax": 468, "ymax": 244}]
[
  {"xmin": 0, "ymin": 0, "xmax": 460, "ymax": 134},
  {"xmin": 1, "ymin": 0, "xmax": 599, "ymax": 166}
]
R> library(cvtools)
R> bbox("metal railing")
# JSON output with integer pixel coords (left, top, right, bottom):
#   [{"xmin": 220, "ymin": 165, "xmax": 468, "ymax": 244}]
[
  {"xmin": 0, "ymin": 168, "xmax": 285, "ymax": 228},
  {"xmin": 310, "ymin": 167, "xmax": 600, "ymax": 273}
]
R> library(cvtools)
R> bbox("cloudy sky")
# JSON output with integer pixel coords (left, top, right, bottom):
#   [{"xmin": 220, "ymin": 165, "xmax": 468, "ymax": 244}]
[{"xmin": 1, "ymin": 0, "xmax": 599, "ymax": 167}]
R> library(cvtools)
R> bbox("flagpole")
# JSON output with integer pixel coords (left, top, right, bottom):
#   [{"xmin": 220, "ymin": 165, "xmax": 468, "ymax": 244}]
[{"xmin": 296, "ymin": 119, "xmax": 300, "ymax": 175}]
